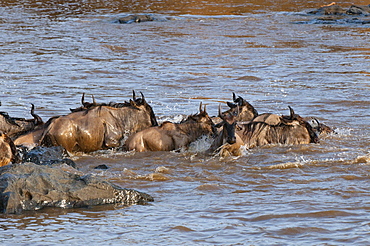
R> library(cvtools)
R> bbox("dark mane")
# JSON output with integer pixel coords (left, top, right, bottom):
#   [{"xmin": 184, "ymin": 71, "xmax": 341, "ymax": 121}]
[
  {"xmin": 69, "ymin": 101, "xmax": 133, "ymax": 113},
  {"xmin": 0, "ymin": 112, "xmax": 21, "ymax": 126}
]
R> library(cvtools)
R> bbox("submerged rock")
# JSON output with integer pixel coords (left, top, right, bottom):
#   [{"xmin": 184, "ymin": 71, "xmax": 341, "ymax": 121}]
[
  {"xmin": 302, "ymin": 4, "xmax": 370, "ymax": 25},
  {"xmin": 118, "ymin": 14, "xmax": 154, "ymax": 24},
  {"xmin": 94, "ymin": 164, "xmax": 109, "ymax": 169},
  {"xmin": 0, "ymin": 162, "xmax": 154, "ymax": 214},
  {"xmin": 308, "ymin": 4, "xmax": 370, "ymax": 16}
]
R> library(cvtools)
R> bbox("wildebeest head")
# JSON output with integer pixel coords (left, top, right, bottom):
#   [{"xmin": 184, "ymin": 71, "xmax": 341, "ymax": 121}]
[
  {"xmin": 215, "ymin": 104, "xmax": 239, "ymax": 144},
  {"xmin": 0, "ymin": 104, "xmax": 43, "ymax": 138},
  {"xmin": 181, "ymin": 102, "xmax": 216, "ymax": 135},
  {"xmin": 224, "ymin": 93, "xmax": 258, "ymax": 122},
  {"xmin": 131, "ymin": 91, "xmax": 158, "ymax": 127},
  {"xmin": 306, "ymin": 117, "xmax": 336, "ymax": 135},
  {"xmin": 207, "ymin": 104, "xmax": 244, "ymax": 157},
  {"xmin": 281, "ymin": 106, "xmax": 319, "ymax": 143}
]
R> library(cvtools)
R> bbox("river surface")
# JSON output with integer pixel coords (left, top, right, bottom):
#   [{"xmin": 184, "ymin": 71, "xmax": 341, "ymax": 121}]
[{"xmin": 1, "ymin": 0, "xmax": 370, "ymax": 245}]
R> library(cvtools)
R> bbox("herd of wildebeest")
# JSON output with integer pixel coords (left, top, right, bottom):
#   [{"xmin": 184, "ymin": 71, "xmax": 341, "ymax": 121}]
[{"xmin": 0, "ymin": 91, "xmax": 335, "ymax": 167}]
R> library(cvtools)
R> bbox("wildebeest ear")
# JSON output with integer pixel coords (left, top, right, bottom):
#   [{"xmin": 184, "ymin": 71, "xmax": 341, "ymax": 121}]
[
  {"xmin": 227, "ymin": 102, "xmax": 237, "ymax": 108},
  {"xmin": 214, "ymin": 122, "xmax": 223, "ymax": 128},
  {"xmin": 235, "ymin": 124, "xmax": 243, "ymax": 131},
  {"xmin": 313, "ymin": 118, "xmax": 320, "ymax": 125},
  {"xmin": 237, "ymin": 96, "xmax": 246, "ymax": 106},
  {"xmin": 129, "ymin": 99, "xmax": 138, "ymax": 108}
]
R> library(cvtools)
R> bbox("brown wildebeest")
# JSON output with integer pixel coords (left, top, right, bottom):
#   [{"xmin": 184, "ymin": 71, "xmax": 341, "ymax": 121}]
[
  {"xmin": 0, "ymin": 131, "xmax": 18, "ymax": 167},
  {"xmin": 252, "ymin": 113, "xmax": 335, "ymax": 135},
  {"xmin": 237, "ymin": 106, "xmax": 319, "ymax": 149},
  {"xmin": 207, "ymin": 105, "xmax": 244, "ymax": 157},
  {"xmin": 125, "ymin": 103, "xmax": 215, "ymax": 152},
  {"xmin": 0, "ymin": 104, "xmax": 43, "ymax": 139},
  {"xmin": 13, "ymin": 125, "xmax": 47, "ymax": 148},
  {"xmin": 38, "ymin": 92, "xmax": 158, "ymax": 153}
]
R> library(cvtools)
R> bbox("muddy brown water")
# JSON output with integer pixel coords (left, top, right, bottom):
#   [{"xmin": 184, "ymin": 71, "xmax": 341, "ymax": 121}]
[{"xmin": 0, "ymin": 0, "xmax": 369, "ymax": 245}]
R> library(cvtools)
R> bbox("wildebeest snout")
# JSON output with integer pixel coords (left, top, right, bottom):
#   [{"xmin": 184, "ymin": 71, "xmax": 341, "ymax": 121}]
[{"xmin": 227, "ymin": 135, "xmax": 236, "ymax": 144}]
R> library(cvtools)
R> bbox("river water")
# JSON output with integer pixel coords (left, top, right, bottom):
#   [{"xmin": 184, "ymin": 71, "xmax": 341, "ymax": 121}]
[{"xmin": 0, "ymin": 0, "xmax": 369, "ymax": 245}]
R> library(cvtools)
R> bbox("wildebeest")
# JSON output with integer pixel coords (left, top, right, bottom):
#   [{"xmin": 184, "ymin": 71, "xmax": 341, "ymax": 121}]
[
  {"xmin": 0, "ymin": 131, "xmax": 17, "ymax": 167},
  {"xmin": 38, "ymin": 92, "xmax": 158, "ymax": 153},
  {"xmin": 252, "ymin": 113, "xmax": 335, "ymax": 135},
  {"xmin": 236, "ymin": 106, "xmax": 319, "ymax": 149},
  {"xmin": 0, "ymin": 104, "xmax": 43, "ymax": 139},
  {"xmin": 207, "ymin": 105, "xmax": 244, "ymax": 157},
  {"xmin": 251, "ymin": 109, "xmax": 335, "ymax": 136},
  {"xmin": 125, "ymin": 103, "xmax": 215, "ymax": 152},
  {"xmin": 13, "ymin": 125, "xmax": 47, "ymax": 148}
]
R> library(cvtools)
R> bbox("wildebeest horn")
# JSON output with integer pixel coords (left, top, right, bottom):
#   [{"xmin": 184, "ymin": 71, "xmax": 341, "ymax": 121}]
[
  {"xmin": 30, "ymin": 104, "xmax": 43, "ymax": 125},
  {"xmin": 92, "ymin": 95, "xmax": 96, "ymax": 105},
  {"xmin": 233, "ymin": 92, "xmax": 237, "ymax": 102},
  {"xmin": 81, "ymin": 93, "xmax": 86, "ymax": 106},
  {"xmin": 130, "ymin": 99, "xmax": 138, "ymax": 108},
  {"xmin": 140, "ymin": 91, "xmax": 145, "ymax": 102},
  {"xmin": 133, "ymin": 90, "xmax": 136, "ymax": 101},
  {"xmin": 288, "ymin": 106, "xmax": 295, "ymax": 119},
  {"xmin": 199, "ymin": 102, "xmax": 203, "ymax": 113}
]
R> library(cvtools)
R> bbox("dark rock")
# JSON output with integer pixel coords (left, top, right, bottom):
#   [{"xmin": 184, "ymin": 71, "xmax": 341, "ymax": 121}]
[
  {"xmin": 94, "ymin": 164, "xmax": 109, "ymax": 170},
  {"xmin": 22, "ymin": 146, "xmax": 65, "ymax": 164},
  {"xmin": 347, "ymin": 5, "xmax": 370, "ymax": 15},
  {"xmin": 118, "ymin": 15, "xmax": 154, "ymax": 24},
  {"xmin": 20, "ymin": 146, "xmax": 75, "ymax": 167},
  {"xmin": 0, "ymin": 163, "xmax": 154, "ymax": 214},
  {"xmin": 308, "ymin": 4, "xmax": 370, "ymax": 16},
  {"xmin": 308, "ymin": 4, "xmax": 346, "ymax": 15}
]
